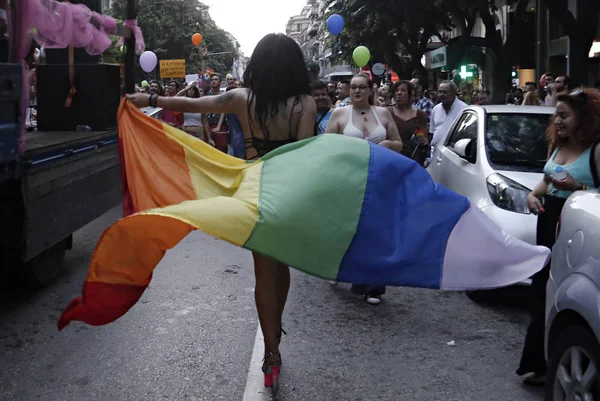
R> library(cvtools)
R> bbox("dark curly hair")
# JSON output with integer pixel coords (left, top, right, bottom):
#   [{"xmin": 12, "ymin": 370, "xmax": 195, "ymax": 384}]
[
  {"xmin": 547, "ymin": 88, "xmax": 600, "ymax": 153},
  {"xmin": 391, "ymin": 80, "xmax": 414, "ymax": 106}
]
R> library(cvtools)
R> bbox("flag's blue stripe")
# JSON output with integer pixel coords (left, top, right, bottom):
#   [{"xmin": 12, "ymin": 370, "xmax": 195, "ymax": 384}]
[{"xmin": 337, "ymin": 142, "xmax": 470, "ymax": 288}]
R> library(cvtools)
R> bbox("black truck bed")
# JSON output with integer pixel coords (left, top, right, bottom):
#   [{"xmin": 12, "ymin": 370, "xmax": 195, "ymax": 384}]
[
  {"xmin": 1, "ymin": 129, "xmax": 122, "ymax": 263},
  {"xmin": 23, "ymin": 129, "xmax": 118, "ymax": 159}
]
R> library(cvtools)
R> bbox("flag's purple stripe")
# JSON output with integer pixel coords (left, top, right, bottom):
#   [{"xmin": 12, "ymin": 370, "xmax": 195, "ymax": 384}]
[{"xmin": 337, "ymin": 142, "xmax": 469, "ymax": 288}]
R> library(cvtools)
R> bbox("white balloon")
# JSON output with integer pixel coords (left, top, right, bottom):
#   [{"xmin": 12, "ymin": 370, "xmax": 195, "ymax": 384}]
[{"xmin": 372, "ymin": 63, "xmax": 385, "ymax": 76}]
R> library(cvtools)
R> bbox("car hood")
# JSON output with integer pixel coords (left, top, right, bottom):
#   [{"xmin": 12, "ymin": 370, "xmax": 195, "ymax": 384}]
[{"xmin": 494, "ymin": 170, "xmax": 544, "ymax": 191}]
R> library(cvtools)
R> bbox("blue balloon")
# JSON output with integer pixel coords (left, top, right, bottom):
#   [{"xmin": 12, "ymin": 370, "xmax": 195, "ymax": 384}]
[{"xmin": 327, "ymin": 14, "xmax": 344, "ymax": 35}]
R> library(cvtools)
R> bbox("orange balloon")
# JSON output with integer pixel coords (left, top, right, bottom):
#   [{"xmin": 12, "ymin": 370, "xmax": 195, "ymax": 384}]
[{"xmin": 192, "ymin": 33, "xmax": 202, "ymax": 46}]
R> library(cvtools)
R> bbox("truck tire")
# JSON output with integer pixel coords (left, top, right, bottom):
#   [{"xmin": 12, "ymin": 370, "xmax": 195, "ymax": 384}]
[{"xmin": 23, "ymin": 237, "xmax": 70, "ymax": 290}]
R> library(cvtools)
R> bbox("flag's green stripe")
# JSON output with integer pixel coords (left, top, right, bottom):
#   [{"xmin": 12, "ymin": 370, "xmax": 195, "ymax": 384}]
[{"xmin": 244, "ymin": 135, "xmax": 370, "ymax": 280}]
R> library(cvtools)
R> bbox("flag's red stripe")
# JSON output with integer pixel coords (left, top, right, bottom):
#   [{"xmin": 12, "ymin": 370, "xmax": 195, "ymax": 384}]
[{"xmin": 58, "ymin": 281, "xmax": 148, "ymax": 330}]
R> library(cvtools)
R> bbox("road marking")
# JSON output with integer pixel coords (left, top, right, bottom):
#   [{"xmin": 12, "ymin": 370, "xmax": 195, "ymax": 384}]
[{"xmin": 242, "ymin": 324, "xmax": 273, "ymax": 401}]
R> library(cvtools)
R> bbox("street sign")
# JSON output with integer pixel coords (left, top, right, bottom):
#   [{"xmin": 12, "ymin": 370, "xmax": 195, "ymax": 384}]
[
  {"xmin": 160, "ymin": 59, "xmax": 186, "ymax": 78},
  {"xmin": 459, "ymin": 65, "xmax": 473, "ymax": 79}
]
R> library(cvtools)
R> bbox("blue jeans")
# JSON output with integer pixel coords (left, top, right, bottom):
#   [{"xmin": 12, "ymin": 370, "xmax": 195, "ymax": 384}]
[{"xmin": 227, "ymin": 114, "xmax": 246, "ymax": 159}]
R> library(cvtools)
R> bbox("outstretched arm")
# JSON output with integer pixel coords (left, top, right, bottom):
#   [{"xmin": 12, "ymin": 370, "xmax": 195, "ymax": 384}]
[{"xmin": 128, "ymin": 89, "xmax": 246, "ymax": 115}]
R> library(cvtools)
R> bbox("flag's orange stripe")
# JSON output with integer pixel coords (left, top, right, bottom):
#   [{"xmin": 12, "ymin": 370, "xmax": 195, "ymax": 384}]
[
  {"xmin": 58, "ymin": 214, "xmax": 194, "ymax": 329},
  {"xmin": 86, "ymin": 214, "xmax": 193, "ymax": 286},
  {"xmin": 118, "ymin": 100, "xmax": 196, "ymax": 211}
]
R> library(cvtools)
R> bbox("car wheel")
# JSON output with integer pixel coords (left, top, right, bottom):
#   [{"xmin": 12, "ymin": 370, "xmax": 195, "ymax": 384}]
[{"xmin": 546, "ymin": 325, "xmax": 600, "ymax": 401}]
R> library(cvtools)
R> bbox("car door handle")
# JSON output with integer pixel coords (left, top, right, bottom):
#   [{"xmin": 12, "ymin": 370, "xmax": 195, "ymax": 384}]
[{"xmin": 436, "ymin": 157, "xmax": 443, "ymax": 162}]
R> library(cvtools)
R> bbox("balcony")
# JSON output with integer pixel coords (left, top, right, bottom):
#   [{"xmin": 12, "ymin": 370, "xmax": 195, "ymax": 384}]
[{"xmin": 323, "ymin": 65, "xmax": 356, "ymax": 76}]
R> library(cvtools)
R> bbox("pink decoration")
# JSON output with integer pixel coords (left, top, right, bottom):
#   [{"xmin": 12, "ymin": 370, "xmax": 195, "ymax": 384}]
[
  {"xmin": 10, "ymin": 0, "xmax": 145, "ymax": 153},
  {"xmin": 116, "ymin": 19, "xmax": 145, "ymax": 55}
]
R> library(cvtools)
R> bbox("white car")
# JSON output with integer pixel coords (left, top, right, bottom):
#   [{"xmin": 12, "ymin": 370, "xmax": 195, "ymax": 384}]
[
  {"xmin": 545, "ymin": 189, "xmax": 600, "ymax": 400},
  {"xmin": 427, "ymin": 105, "xmax": 554, "ymax": 297}
]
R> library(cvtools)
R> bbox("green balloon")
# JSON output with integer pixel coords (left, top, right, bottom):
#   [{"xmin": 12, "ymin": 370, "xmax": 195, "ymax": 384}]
[
  {"xmin": 353, "ymin": 46, "xmax": 371, "ymax": 68},
  {"xmin": 141, "ymin": 80, "xmax": 149, "ymax": 87}
]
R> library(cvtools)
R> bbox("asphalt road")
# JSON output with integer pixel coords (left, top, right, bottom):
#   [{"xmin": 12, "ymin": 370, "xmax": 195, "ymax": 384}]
[{"xmin": 0, "ymin": 206, "xmax": 545, "ymax": 401}]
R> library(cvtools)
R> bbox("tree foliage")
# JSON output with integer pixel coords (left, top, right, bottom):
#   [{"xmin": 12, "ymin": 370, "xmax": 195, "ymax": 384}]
[
  {"xmin": 324, "ymin": 0, "xmax": 452, "ymax": 78},
  {"xmin": 109, "ymin": 0, "xmax": 240, "ymax": 80}
]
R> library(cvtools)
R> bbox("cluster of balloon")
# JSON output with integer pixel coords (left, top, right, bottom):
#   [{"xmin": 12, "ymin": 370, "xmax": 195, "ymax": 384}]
[
  {"xmin": 327, "ymin": 14, "xmax": 344, "ymax": 35},
  {"xmin": 192, "ymin": 33, "xmax": 203, "ymax": 46},
  {"xmin": 139, "ymin": 51, "xmax": 157, "ymax": 73},
  {"xmin": 353, "ymin": 46, "xmax": 370, "ymax": 68}
]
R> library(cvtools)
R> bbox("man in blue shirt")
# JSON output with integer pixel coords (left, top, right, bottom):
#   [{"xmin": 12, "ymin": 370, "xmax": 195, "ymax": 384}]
[{"xmin": 311, "ymin": 81, "xmax": 334, "ymax": 135}]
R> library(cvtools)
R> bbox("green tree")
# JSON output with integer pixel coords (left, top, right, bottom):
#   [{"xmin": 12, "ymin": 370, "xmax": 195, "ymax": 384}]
[
  {"xmin": 324, "ymin": 0, "xmax": 452, "ymax": 79},
  {"xmin": 110, "ymin": 0, "xmax": 240, "ymax": 81}
]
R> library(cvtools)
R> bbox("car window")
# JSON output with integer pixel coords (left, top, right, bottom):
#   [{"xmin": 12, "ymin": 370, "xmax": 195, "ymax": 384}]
[
  {"xmin": 446, "ymin": 112, "xmax": 478, "ymax": 148},
  {"xmin": 485, "ymin": 113, "xmax": 551, "ymax": 172}
]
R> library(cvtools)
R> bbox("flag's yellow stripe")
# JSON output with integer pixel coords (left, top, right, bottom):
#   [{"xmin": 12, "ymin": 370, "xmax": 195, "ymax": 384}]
[{"xmin": 141, "ymin": 160, "xmax": 262, "ymax": 247}]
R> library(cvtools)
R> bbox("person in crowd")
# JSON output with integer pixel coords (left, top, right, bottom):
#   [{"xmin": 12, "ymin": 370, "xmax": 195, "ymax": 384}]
[
  {"xmin": 543, "ymin": 73, "xmax": 556, "ymax": 106},
  {"xmin": 311, "ymin": 81, "xmax": 334, "ymax": 135},
  {"xmin": 547, "ymin": 75, "xmax": 573, "ymax": 106},
  {"xmin": 161, "ymin": 80, "xmax": 184, "ymax": 128},
  {"xmin": 522, "ymin": 83, "xmax": 541, "ymax": 106},
  {"xmin": 387, "ymin": 80, "xmax": 428, "ymax": 165},
  {"xmin": 335, "ymin": 80, "xmax": 351, "ymax": 108},
  {"xmin": 127, "ymin": 33, "xmax": 317, "ymax": 388},
  {"xmin": 410, "ymin": 76, "xmax": 434, "ymax": 123},
  {"xmin": 324, "ymin": 73, "xmax": 403, "ymax": 305},
  {"xmin": 377, "ymin": 82, "xmax": 393, "ymax": 107},
  {"xmin": 176, "ymin": 81, "xmax": 210, "ymax": 143},
  {"xmin": 519, "ymin": 88, "xmax": 600, "ymax": 385},
  {"xmin": 428, "ymin": 81, "xmax": 467, "ymax": 163}
]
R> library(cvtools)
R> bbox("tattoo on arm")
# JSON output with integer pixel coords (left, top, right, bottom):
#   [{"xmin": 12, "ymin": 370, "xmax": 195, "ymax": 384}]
[{"xmin": 217, "ymin": 91, "xmax": 235, "ymax": 105}]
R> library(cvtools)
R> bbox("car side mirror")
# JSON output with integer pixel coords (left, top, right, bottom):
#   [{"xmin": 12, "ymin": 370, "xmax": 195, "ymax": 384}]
[{"xmin": 453, "ymin": 138, "xmax": 476, "ymax": 163}]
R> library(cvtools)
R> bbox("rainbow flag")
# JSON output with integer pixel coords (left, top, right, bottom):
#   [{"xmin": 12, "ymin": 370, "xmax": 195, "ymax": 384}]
[{"xmin": 58, "ymin": 101, "xmax": 550, "ymax": 330}]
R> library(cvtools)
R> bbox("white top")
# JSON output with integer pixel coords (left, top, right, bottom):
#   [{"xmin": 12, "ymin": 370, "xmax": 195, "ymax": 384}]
[
  {"xmin": 429, "ymin": 98, "xmax": 468, "ymax": 148},
  {"xmin": 184, "ymin": 112, "xmax": 203, "ymax": 127},
  {"xmin": 342, "ymin": 106, "xmax": 386, "ymax": 144}
]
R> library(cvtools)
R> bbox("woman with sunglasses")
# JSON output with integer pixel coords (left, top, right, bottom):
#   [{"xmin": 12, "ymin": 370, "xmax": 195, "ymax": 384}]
[{"xmin": 518, "ymin": 88, "xmax": 600, "ymax": 385}]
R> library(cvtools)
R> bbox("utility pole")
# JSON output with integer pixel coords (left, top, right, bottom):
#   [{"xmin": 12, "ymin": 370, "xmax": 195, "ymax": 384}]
[
  {"xmin": 124, "ymin": 0, "xmax": 138, "ymax": 94},
  {"xmin": 536, "ymin": 0, "xmax": 548, "ymax": 95}
]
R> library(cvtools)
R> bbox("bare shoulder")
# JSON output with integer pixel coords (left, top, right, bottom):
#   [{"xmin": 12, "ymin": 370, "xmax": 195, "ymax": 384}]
[
  {"xmin": 373, "ymin": 106, "xmax": 393, "ymax": 119},
  {"xmin": 330, "ymin": 106, "xmax": 347, "ymax": 117},
  {"xmin": 300, "ymin": 94, "xmax": 317, "ymax": 114}
]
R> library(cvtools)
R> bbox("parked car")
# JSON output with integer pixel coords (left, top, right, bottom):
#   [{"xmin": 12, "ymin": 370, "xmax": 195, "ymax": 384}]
[
  {"xmin": 545, "ymin": 189, "xmax": 600, "ymax": 401},
  {"xmin": 426, "ymin": 105, "xmax": 554, "ymax": 301}
]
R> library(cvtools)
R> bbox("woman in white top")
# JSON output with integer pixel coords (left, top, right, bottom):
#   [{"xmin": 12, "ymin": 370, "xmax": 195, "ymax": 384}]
[
  {"xmin": 177, "ymin": 82, "xmax": 210, "ymax": 142},
  {"xmin": 325, "ymin": 73, "xmax": 402, "ymax": 154},
  {"xmin": 324, "ymin": 73, "xmax": 402, "ymax": 305}
]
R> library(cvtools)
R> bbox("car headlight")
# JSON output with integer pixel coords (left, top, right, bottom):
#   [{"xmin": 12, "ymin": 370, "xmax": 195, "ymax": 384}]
[{"xmin": 486, "ymin": 173, "xmax": 531, "ymax": 214}]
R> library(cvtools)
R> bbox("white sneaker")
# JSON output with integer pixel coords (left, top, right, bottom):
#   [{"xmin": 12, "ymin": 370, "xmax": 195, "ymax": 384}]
[
  {"xmin": 329, "ymin": 281, "xmax": 338, "ymax": 286},
  {"xmin": 365, "ymin": 294, "xmax": 381, "ymax": 305}
]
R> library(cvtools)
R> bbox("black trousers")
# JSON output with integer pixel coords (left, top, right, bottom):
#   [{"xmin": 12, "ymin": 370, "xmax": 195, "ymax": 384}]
[{"xmin": 516, "ymin": 195, "xmax": 566, "ymax": 376}]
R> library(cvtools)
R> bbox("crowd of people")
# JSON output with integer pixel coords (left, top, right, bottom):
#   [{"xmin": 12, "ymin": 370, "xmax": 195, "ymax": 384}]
[{"xmin": 129, "ymin": 33, "xmax": 600, "ymax": 389}]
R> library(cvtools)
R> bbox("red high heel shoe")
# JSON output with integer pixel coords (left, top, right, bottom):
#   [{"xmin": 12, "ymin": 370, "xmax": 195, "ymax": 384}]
[{"xmin": 262, "ymin": 351, "xmax": 281, "ymax": 388}]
